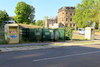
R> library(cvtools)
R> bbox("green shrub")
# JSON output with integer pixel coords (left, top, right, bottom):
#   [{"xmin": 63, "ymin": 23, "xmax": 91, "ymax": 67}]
[{"xmin": 65, "ymin": 27, "xmax": 73, "ymax": 40}]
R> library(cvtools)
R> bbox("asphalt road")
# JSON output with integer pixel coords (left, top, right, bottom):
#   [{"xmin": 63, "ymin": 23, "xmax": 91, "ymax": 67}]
[{"xmin": 0, "ymin": 45, "xmax": 100, "ymax": 67}]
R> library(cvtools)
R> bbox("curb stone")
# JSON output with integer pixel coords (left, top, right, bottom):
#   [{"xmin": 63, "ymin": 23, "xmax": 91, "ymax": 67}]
[
  {"xmin": 0, "ymin": 45, "xmax": 61, "ymax": 52},
  {"xmin": 0, "ymin": 40, "xmax": 100, "ymax": 52}
]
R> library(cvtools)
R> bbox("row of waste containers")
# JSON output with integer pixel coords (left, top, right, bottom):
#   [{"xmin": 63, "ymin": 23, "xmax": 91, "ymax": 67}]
[
  {"xmin": 0, "ymin": 24, "xmax": 73, "ymax": 44},
  {"xmin": 21, "ymin": 28, "xmax": 72, "ymax": 42},
  {"xmin": 0, "ymin": 25, "xmax": 5, "ymax": 44}
]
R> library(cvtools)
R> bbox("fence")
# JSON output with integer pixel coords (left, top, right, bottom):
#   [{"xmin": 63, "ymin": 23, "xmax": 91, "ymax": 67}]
[{"xmin": 21, "ymin": 28, "xmax": 73, "ymax": 42}]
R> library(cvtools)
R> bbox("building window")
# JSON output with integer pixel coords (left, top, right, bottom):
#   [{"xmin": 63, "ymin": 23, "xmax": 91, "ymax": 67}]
[
  {"xmin": 66, "ymin": 24, "xmax": 68, "ymax": 26},
  {"xmin": 70, "ymin": 13, "xmax": 72, "ymax": 16},
  {"xmin": 73, "ymin": 24, "xmax": 75, "ymax": 26},
  {"xmin": 70, "ymin": 18, "xmax": 72, "ymax": 21},
  {"xmin": 66, "ymin": 18, "xmax": 68, "ymax": 21}
]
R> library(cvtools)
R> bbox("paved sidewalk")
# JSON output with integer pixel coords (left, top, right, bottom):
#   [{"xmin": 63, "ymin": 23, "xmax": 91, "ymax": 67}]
[
  {"xmin": 0, "ymin": 40, "xmax": 100, "ymax": 52},
  {"xmin": 52, "ymin": 40, "xmax": 100, "ymax": 46},
  {"xmin": 0, "ymin": 42, "xmax": 53, "ymax": 48}
]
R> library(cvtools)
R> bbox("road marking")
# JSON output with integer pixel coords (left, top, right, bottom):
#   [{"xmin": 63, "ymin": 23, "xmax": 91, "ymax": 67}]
[{"xmin": 33, "ymin": 50, "xmax": 100, "ymax": 62}]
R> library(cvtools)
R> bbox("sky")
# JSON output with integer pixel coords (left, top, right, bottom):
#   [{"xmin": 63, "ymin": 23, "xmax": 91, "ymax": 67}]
[{"xmin": 0, "ymin": 0, "xmax": 82, "ymax": 20}]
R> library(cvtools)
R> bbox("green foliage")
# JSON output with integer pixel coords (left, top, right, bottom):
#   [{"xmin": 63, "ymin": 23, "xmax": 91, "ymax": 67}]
[
  {"xmin": 29, "ymin": 6, "xmax": 35, "ymax": 23},
  {"xmin": 14, "ymin": 1, "xmax": 35, "ymax": 24},
  {"xmin": 73, "ymin": 0, "xmax": 99, "ymax": 28},
  {"xmin": 44, "ymin": 16, "xmax": 49, "ymax": 20},
  {"xmin": 0, "ymin": 10, "xmax": 9, "ymax": 24},
  {"xmin": 35, "ymin": 20, "xmax": 45, "ymax": 27},
  {"xmin": 65, "ymin": 27, "xmax": 73, "ymax": 40}
]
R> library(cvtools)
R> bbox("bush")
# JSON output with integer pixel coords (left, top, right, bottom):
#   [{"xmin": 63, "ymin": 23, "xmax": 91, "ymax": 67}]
[{"xmin": 65, "ymin": 27, "xmax": 73, "ymax": 40}]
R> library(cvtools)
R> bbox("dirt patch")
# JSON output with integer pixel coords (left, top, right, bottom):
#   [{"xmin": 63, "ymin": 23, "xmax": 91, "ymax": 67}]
[{"xmin": 95, "ymin": 32, "xmax": 100, "ymax": 35}]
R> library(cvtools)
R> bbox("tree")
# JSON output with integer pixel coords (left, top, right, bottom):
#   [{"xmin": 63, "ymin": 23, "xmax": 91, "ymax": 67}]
[
  {"xmin": 29, "ymin": 6, "xmax": 35, "ymax": 23},
  {"xmin": 35, "ymin": 20, "xmax": 45, "ymax": 27},
  {"xmin": 73, "ymin": 0, "xmax": 99, "ymax": 28},
  {"xmin": 97, "ymin": 0, "xmax": 100, "ymax": 30},
  {"xmin": 14, "ymin": 1, "xmax": 35, "ymax": 24},
  {"xmin": 44, "ymin": 16, "xmax": 49, "ymax": 20},
  {"xmin": 0, "ymin": 10, "xmax": 9, "ymax": 24}
]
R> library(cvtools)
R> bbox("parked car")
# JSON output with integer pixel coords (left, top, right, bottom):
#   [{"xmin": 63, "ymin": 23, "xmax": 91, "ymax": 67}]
[
  {"xmin": 78, "ymin": 28, "xmax": 85, "ymax": 35},
  {"xmin": 3, "ymin": 20, "xmax": 15, "ymax": 24}
]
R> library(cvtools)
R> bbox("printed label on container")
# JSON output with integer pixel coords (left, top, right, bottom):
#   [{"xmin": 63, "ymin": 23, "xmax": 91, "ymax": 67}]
[{"xmin": 10, "ymin": 35, "xmax": 17, "ymax": 39}]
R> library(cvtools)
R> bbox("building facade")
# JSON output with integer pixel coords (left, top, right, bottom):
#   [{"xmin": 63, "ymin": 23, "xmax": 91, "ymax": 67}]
[
  {"xmin": 45, "ymin": 7, "xmax": 77, "ymax": 29},
  {"xmin": 45, "ymin": 18, "xmax": 59, "ymax": 28},
  {"xmin": 58, "ymin": 7, "xmax": 77, "ymax": 29}
]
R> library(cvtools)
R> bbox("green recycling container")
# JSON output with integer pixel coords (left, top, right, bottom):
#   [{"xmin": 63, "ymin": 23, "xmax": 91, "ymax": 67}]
[
  {"xmin": 22, "ymin": 28, "xmax": 30, "ymax": 41},
  {"xmin": 54, "ymin": 28, "xmax": 65, "ymax": 41},
  {"xmin": 42, "ymin": 28, "xmax": 52, "ymax": 41},
  {"xmin": 58, "ymin": 28, "xmax": 65, "ymax": 40},
  {"xmin": 28, "ymin": 29, "xmax": 36, "ymax": 42},
  {"xmin": 35, "ymin": 29, "xmax": 42, "ymax": 42}
]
